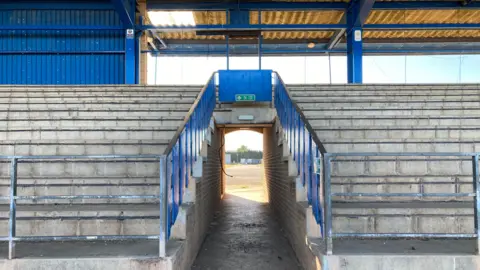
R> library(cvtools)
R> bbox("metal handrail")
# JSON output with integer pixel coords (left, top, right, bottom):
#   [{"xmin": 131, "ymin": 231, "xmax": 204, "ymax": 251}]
[
  {"xmin": 0, "ymin": 154, "xmax": 167, "ymax": 259},
  {"xmin": 273, "ymin": 72, "xmax": 327, "ymax": 235},
  {"xmin": 160, "ymin": 72, "xmax": 217, "ymax": 246},
  {"xmin": 273, "ymin": 72, "xmax": 326, "ymax": 154},
  {"xmin": 323, "ymin": 152, "xmax": 480, "ymax": 255},
  {"xmin": 163, "ymin": 72, "xmax": 216, "ymax": 156}
]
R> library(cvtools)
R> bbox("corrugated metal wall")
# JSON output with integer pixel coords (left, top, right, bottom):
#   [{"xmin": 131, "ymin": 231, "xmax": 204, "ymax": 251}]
[{"xmin": 0, "ymin": 8, "xmax": 125, "ymax": 84}]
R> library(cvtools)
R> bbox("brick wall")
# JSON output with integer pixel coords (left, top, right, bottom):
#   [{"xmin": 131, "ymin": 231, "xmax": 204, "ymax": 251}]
[
  {"xmin": 172, "ymin": 125, "xmax": 223, "ymax": 270},
  {"xmin": 263, "ymin": 122, "xmax": 319, "ymax": 270}
]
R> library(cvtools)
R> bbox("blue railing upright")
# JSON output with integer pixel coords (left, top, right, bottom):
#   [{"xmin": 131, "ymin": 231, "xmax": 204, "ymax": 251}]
[
  {"xmin": 163, "ymin": 72, "xmax": 217, "ymax": 237},
  {"xmin": 273, "ymin": 72, "xmax": 327, "ymax": 235}
]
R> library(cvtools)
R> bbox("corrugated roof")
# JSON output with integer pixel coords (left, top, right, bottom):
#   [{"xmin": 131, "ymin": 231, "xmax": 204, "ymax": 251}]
[{"xmin": 157, "ymin": 3, "xmax": 480, "ymax": 41}]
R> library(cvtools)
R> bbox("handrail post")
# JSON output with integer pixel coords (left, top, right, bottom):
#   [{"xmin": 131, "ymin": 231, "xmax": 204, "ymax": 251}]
[
  {"xmin": 323, "ymin": 154, "xmax": 333, "ymax": 255},
  {"xmin": 8, "ymin": 158, "xmax": 18, "ymax": 259},
  {"xmin": 159, "ymin": 155, "xmax": 168, "ymax": 258},
  {"xmin": 473, "ymin": 154, "xmax": 480, "ymax": 254}
]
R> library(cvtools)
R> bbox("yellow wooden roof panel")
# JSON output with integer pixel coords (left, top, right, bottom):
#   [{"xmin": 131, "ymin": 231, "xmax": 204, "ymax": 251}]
[
  {"xmin": 365, "ymin": 30, "xmax": 480, "ymax": 39},
  {"xmin": 366, "ymin": 10, "xmax": 480, "ymax": 24},
  {"xmin": 157, "ymin": 7, "xmax": 480, "ymax": 41}
]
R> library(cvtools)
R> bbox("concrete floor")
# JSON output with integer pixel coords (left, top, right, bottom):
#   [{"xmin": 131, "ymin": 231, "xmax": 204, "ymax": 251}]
[
  {"xmin": 192, "ymin": 165, "xmax": 301, "ymax": 270},
  {"xmin": 0, "ymin": 240, "xmax": 160, "ymax": 259}
]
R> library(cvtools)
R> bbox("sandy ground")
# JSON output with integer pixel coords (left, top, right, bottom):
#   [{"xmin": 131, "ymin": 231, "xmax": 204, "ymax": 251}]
[{"xmin": 192, "ymin": 164, "xmax": 301, "ymax": 270}]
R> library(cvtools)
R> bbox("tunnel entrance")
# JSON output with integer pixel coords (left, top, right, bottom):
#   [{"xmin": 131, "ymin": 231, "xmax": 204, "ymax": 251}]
[
  {"xmin": 192, "ymin": 127, "xmax": 301, "ymax": 270},
  {"xmin": 223, "ymin": 128, "xmax": 266, "ymax": 203}
]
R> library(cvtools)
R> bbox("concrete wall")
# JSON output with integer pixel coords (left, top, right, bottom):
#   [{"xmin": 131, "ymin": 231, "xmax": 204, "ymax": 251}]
[
  {"xmin": 169, "ymin": 125, "xmax": 223, "ymax": 270},
  {"xmin": 263, "ymin": 121, "xmax": 321, "ymax": 270}
]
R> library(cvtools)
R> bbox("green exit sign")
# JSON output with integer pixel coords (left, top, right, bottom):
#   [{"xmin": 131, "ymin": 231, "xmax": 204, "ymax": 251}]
[{"xmin": 235, "ymin": 94, "xmax": 256, "ymax": 102}]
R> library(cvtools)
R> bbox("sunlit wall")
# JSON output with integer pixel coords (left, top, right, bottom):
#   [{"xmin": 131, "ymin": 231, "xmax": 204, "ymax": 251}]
[{"xmin": 147, "ymin": 54, "xmax": 480, "ymax": 85}]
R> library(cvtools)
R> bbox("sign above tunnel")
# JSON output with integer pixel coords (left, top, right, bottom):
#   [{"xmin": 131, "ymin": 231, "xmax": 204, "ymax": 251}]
[
  {"xmin": 235, "ymin": 94, "xmax": 256, "ymax": 102},
  {"xmin": 218, "ymin": 70, "xmax": 272, "ymax": 103}
]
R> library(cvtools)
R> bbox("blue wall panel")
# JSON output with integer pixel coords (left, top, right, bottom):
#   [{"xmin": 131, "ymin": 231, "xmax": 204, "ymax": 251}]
[{"xmin": 0, "ymin": 8, "xmax": 125, "ymax": 84}]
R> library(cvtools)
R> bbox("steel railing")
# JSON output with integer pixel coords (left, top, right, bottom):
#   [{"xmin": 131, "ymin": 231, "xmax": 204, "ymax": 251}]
[
  {"xmin": 161, "ymin": 72, "xmax": 217, "ymax": 248},
  {"xmin": 0, "ymin": 154, "xmax": 166, "ymax": 259},
  {"xmin": 273, "ymin": 72, "xmax": 327, "ymax": 232},
  {"xmin": 323, "ymin": 152, "xmax": 480, "ymax": 255}
]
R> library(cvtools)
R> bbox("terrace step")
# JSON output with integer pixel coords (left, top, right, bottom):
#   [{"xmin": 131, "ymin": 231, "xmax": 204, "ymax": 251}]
[
  {"xmin": 313, "ymin": 125, "xmax": 480, "ymax": 140},
  {"xmin": 308, "ymin": 116, "xmax": 480, "ymax": 127},
  {"xmin": 0, "ymin": 117, "xmax": 184, "ymax": 128},
  {"xmin": 322, "ymin": 138, "xmax": 480, "ymax": 152},
  {"xmin": 2, "ymin": 109, "xmax": 190, "ymax": 118},
  {"xmin": 0, "ymin": 127, "xmax": 177, "ymax": 140},
  {"xmin": 0, "ymin": 203, "xmax": 161, "ymax": 237}
]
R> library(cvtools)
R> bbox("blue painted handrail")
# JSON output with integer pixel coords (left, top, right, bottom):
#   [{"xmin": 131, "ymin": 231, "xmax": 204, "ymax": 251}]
[
  {"xmin": 163, "ymin": 72, "xmax": 217, "ymax": 237},
  {"xmin": 273, "ymin": 72, "xmax": 327, "ymax": 236}
]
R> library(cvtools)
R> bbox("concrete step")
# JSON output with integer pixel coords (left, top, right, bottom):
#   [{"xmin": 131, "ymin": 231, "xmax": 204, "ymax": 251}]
[
  {"xmin": 329, "ymin": 158, "xmax": 473, "ymax": 176},
  {"xmin": 0, "ymin": 127, "xmax": 177, "ymax": 140},
  {"xmin": 291, "ymin": 93, "xmax": 480, "ymax": 99},
  {"xmin": 0, "ymin": 176, "xmax": 160, "ymax": 204},
  {"xmin": 298, "ymin": 102, "xmax": 480, "ymax": 108},
  {"xmin": 0, "ymin": 160, "xmax": 161, "ymax": 177},
  {"xmin": 0, "ymin": 96, "xmax": 197, "ymax": 103},
  {"xmin": 0, "ymin": 203, "xmax": 160, "ymax": 236},
  {"xmin": 313, "ymin": 125, "xmax": 480, "ymax": 140},
  {"xmin": 301, "ymin": 107, "xmax": 480, "ymax": 116},
  {"xmin": 0, "ymin": 117, "xmax": 184, "ymax": 128},
  {"xmin": 0, "ymin": 177, "xmax": 161, "ymax": 204},
  {"xmin": 287, "ymin": 84, "xmax": 480, "ymax": 91},
  {"xmin": 0, "ymin": 85, "xmax": 202, "ymax": 92},
  {"xmin": 331, "ymin": 175, "xmax": 473, "ymax": 193},
  {"xmin": 0, "ymin": 93, "xmax": 198, "ymax": 98},
  {"xmin": 0, "ymin": 139, "xmax": 170, "ymax": 155},
  {"xmin": 0, "ymin": 102, "xmax": 194, "ymax": 110},
  {"xmin": 322, "ymin": 139, "xmax": 480, "ymax": 152},
  {"xmin": 308, "ymin": 116, "xmax": 480, "ymax": 127},
  {"xmin": 290, "ymin": 90, "xmax": 480, "ymax": 96},
  {"xmin": 295, "ymin": 100, "xmax": 480, "ymax": 107},
  {"xmin": 331, "ymin": 201, "xmax": 474, "ymax": 234},
  {"xmin": 4, "ymin": 109, "xmax": 190, "ymax": 118}
]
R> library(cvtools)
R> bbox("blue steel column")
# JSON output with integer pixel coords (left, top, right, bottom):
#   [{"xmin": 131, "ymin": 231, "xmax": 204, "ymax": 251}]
[
  {"xmin": 345, "ymin": 0, "xmax": 376, "ymax": 84},
  {"xmin": 125, "ymin": 29, "xmax": 136, "ymax": 84},
  {"xmin": 346, "ymin": 27, "xmax": 363, "ymax": 83}
]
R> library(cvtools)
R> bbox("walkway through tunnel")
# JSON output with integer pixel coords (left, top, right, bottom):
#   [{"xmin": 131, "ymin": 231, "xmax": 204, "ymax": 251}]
[{"xmin": 192, "ymin": 127, "xmax": 302, "ymax": 270}]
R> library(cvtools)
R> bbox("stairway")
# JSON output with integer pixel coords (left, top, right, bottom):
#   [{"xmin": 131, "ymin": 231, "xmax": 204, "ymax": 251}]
[
  {"xmin": 289, "ymin": 84, "xmax": 478, "ymax": 236},
  {"xmin": 0, "ymin": 85, "xmax": 201, "ymax": 238}
]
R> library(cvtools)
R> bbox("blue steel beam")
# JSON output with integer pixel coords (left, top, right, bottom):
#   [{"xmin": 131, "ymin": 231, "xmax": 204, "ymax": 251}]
[
  {"xmin": 365, "ymin": 23, "xmax": 480, "ymax": 29},
  {"xmin": 147, "ymin": 1, "xmax": 347, "ymax": 11},
  {"xmin": 329, "ymin": 0, "xmax": 375, "ymax": 50},
  {"xmin": 354, "ymin": 0, "xmax": 376, "ymax": 27},
  {"xmin": 0, "ymin": 25, "xmax": 124, "ymax": 30},
  {"xmin": 110, "ymin": 0, "xmax": 134, "ymax": 28},
  {"xmin": 139, "ymin": 23, "xmax": 480, "ymax": 31},
  {"xmin": 139, "ymin": 24, "xmax": 346, "ymax": 31},
  {"xmin": 326, "ymin": 15, "xmax": 346, "ymax": 50},
  {"xmin": 142, "ymin": 43, "xmax": 480, "ymax": 56},
  {"xmin": 147, "ymin": 1, "xmax": 480, "ymax": 10},
  {"xmin": 0, "ymin": 2, "xmax": 112, "ymax": 10},
  {"xmin": 3, "ymin": 23, "xmax": 480, "ymax": 32},
  {"xmin": 374, "ymin": 1, "xmax": 480, "ymax": 9}
]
